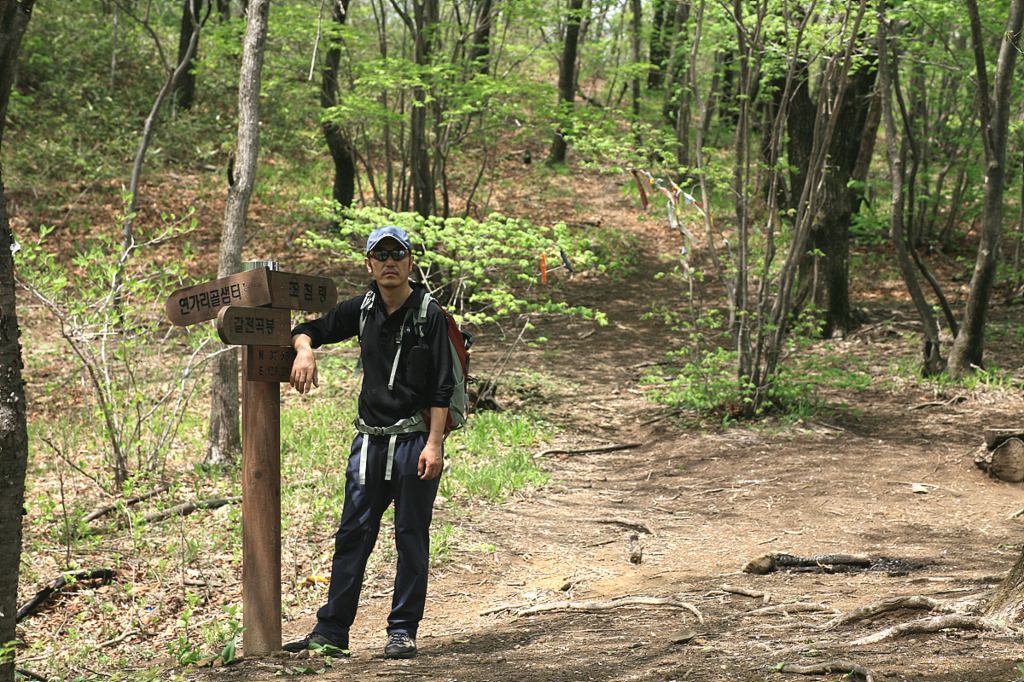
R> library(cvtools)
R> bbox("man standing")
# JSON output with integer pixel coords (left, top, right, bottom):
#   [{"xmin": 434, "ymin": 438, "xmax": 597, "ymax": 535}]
[{"xmin": 285, "ymin": 225, "xmax": 452, "ymax": 659}]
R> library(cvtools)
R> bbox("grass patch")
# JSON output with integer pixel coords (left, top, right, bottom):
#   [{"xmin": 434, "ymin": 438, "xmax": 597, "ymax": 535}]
[{"xmin": 441, "ymin": 410, "xmax": 552, "ymax": 502}]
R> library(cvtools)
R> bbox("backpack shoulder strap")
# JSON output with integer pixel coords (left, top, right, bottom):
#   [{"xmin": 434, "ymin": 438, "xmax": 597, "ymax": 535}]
[
  {"xmin": 358, "ymin": 290, "xmax": 375, "ymax": 339},
  {"xmin": 414, "ymin": 290, "xmax": 434, "ymax": 336},
  {"xmin": 354, "ymin": 290, "xmax": 375, "ymax": 378}
]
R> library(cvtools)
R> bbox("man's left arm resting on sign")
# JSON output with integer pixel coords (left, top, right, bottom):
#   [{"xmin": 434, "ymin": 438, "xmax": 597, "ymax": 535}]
[{"xmin": 418, "ymin": 406, "xmax": 447, "ymax": 480}]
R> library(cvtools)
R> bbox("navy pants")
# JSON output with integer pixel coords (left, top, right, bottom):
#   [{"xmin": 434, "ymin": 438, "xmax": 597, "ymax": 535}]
[{"xmin": 312, "ymin": 432, "xmax": 440, "ymax": 643}]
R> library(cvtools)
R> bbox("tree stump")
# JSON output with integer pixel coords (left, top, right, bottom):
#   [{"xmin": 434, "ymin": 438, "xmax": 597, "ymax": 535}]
[
  {"xmin": 984, "ymin": 428, "xmax": 1024, "ymax": 449},
  {"xmin": 975, "ymin": 437, "xmax": 1024, "ymax": 483}
]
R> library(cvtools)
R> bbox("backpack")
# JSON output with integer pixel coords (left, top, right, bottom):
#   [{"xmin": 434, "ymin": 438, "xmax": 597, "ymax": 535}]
[{"xmin": 354, "ymin": 289, "xmax": 474, "ymax": 483}]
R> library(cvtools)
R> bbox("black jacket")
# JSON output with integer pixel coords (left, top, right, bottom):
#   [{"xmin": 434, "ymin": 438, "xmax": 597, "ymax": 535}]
[{"xmin": 291, "ymin": 281, "xmax": 453, "ymax": 428}]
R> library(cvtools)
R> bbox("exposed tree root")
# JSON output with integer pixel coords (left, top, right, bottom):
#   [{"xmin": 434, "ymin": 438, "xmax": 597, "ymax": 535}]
[
  {"xmin": 819, "ymin": 595, "xmax": 948, "ymax": 630},
  {"xmin": 721, "ymin": 584, "xmax": 764, "ymax": 599},
  {"xmin": 848, "ymin": 614, "xmax": 1014, "ymax": 646},
  {"xmin": 516, "ymin": 596, "xmax": 704, "ymax": 623},
  {"xmin": 745, "ymin": 602, "xmax": 837, "ymax": 617},
  {"xmin": 533, "ymin": 442, "xmax": 641, "ymax": 459},
  {"xmin": 778, "ymin": 659, "xmax": 876, "ymax": 682},
  {"xmin": 584, "ymin": 516, "xmax": 656, "ymax": 536}
]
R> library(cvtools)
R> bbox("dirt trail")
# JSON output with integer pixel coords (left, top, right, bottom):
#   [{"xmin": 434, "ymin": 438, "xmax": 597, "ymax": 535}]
[{"xmin": 188, "ymin": 201, "xmax": 1024, "ymax": 682}]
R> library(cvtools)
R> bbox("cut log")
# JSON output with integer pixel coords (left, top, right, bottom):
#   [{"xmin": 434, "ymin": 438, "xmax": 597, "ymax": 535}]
[
  {"xmin": 976, "ymin": 438, "xmax": 1024, "ymax": 482},
  {"xmin": 742, "ymin": 552, "xmax": 871, "ymax": 574},
  {"xmin": 984, "ymin": 428, "xmax": 1024, "ymax": 449}
]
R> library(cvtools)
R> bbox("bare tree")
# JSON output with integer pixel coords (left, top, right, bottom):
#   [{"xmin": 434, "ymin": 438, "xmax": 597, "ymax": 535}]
[
  {"xmin": 205, "ymin": 0, "xmax": 271, "ymax": 468},
  {"xmin": 947, "ymin": 0, "xmax": 1024, "ymax": 378},
  {"xmin": 877, "ymin": 14, "xmax": 945, "ymax": 376}
]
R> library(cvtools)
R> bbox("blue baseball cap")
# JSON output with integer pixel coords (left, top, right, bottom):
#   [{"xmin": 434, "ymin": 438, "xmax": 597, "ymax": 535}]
[{"xmin": 366, "ymin": 225, "xmax": 412, "ymax": 254}]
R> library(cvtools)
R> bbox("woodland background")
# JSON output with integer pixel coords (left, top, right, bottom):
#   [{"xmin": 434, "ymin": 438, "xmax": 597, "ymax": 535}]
[{"xmin": 1, "ymin": 0, "xmax": 1024, "ymax": 680}]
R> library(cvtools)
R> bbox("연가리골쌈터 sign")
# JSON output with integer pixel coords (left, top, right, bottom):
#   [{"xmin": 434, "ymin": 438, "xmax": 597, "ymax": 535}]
[{"xmin": 165, "ymin": 268, "xmax": 337, "ymax": 326}]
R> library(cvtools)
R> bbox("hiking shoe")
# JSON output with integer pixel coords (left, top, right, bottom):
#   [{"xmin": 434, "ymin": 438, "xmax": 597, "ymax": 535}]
[
  {"xmin": 282, "ymin": 632, "xmax": 349, "ymax": 655},
  {"xmin": 384, "ymin": 631, "xmax": 416, "ymax": 659}
]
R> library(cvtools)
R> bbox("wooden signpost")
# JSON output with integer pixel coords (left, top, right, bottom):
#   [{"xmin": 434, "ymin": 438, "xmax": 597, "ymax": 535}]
[{"xmin": 166, "ymin": 266, "xmax": 337, "ymax": 655}]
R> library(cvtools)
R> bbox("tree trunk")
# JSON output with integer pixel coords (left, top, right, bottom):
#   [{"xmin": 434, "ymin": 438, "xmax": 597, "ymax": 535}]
[
  {"xmin": 0, "ymin": 0, "xmax": 34, "ymax": 148},
  {"xmin": 797, "ymin": 52, "xmax": 877, "ymax": 338},
  {"xmin": 205, "ymin": 0, "xmax": 270, "ymax": 468},
  {"xmin": 647, "ymin": 0, "xmax": 673, "ymax": 89},
  {"xmin": 785, "ymin": 65, "xmax": 815, "ymax": 215},
  {"xmin": 761, "ymin": 0, "xmax": 869, "ymax": 397},
  {"xmin": 410, "ymin": 0, "xmax": 437, "ymax": 218},
  {"xmin": 630, "ymin": 0, "xmax": 641, "ymax": 121},
  {"xmin": 877, "ymin": 11, "xmax": 944, "ymax": 376},
  {"xmin": 175, "ymin": 0, "xmax": 202, "ymax": 111},
  {"xmin": 0, "ymin": 165, "xmax": 29, "ymax": 682},
  {"xmin": 320, "ymin": 0, "xmax": 355, "ymax": 213},
  {"xmin": 731, "ymin": 0, "xmax": 759, "ymax": 404},
  {"xmin": 546, "ymin": 0, "xmax": 584, "ymax": 166},
  {"xmin": 986, "ymin": 548, "xmax": 1024, "ymax": 622},
  {"xmin": 663, "ymin": 1, "xmax": 690, "ymax": 167},
  {"xmin": 466, "ymin": 0, "xmax": 492, "ymax": 75},
  {"xmin": 0, "ymin": 6, "xmax": 35, "ymax": 677},
  {"xmin": 948, "ymin": 0, "xmax": 1024, "ymax": 378}
]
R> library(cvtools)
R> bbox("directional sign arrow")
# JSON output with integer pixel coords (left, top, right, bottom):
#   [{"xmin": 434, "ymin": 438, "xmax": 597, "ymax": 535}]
[
  {"xmin": 216, "ymin": 306, "xmax": 292, "ymax": 346},
  {"xmin": 166, "ymin": 269, "xmax": 338, "ymax": 327},
  {"xmin": 165, "ymin": 269, "xmax": 273, "ymax": 326},
  {"xmin": 266, "ymin": 271, "xmax": 338, "ymax": 313}
]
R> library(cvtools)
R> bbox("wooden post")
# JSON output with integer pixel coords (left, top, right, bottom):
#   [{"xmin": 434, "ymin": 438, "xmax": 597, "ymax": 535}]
[
  {"xmin": 164, "ymin": 264, "xmax": 336, "ymax": 656},
  {"xmin": 240, "ymin": 259, "xmax": 281, "ymax": 656},
  {"xmin": 242, "ymin": 346, "xmax": 282, "ymax": 655}
]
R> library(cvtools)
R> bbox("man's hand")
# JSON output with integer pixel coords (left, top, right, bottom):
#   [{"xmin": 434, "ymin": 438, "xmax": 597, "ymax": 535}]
[
  {"xmin": 290, "ymin": 335, "xmax": 319, "ymax": 394},
  {"xmin": 418, "ymin": 440, "xmax": 443, "ymax": 480},
  {"xmin": 418, "ymin": 406, "xmax": 448, "ymax": 480}
]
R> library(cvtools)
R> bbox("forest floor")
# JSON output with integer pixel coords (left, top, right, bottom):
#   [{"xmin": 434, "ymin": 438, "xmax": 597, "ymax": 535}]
[{"xmin": 11, "ymin": 159, "xmax": 1024, "ymax": 682}]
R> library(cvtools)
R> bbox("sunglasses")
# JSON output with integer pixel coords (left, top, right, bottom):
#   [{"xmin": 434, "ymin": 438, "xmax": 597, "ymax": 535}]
[{"xmin": 369, "ymin": 248, "xmax": 409, "ymax": 262}]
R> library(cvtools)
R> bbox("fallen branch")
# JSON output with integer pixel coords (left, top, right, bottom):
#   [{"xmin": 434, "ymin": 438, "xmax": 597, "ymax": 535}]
[
  {"xmin": 105, "ymin": 480, "xmax": 317, "ymax": 529},
  {"xmin": 137, "ymin": 496, "xmax": 242, "ymax": 525},
  {"xmin": 517, "ymin": 596, "xmax": 703, "ymax": 623},
  {"xmin": 534, "ymin": 442, "xmax": 641, "ymax": 459},
  {"xmin": 819, "ymin": 595, "xmax": 947, "ymax": 630},
  {"xmin": 849, "ymin": 614, "xmax": 1013, "ymax": 646},
  {"xmin": 17, "ymin": 569, "xmax": 117, "ymax": 622},
  {"xmin": 83, "ymin": 482, "xmax": 172, "ymax": 523},
  {"xmin": 779, "ymin": 659, "xmax": 876, "ymax": 682},
  {"xmin": 585, "ymin": 516, "xmax": 656, "ymax": 536},
  {"xmin": 91, "ymin": 627, "xmax": 146, "ymax": 651},
  {"xmin": 745, "ymin": 602, "xmax": 836, "ymax": 617},
  {"xmin": 15, "ymin": 669, "xmax": 52, "ymax": 682}
]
